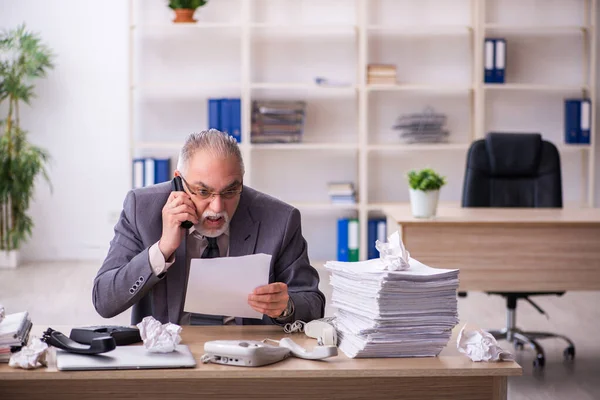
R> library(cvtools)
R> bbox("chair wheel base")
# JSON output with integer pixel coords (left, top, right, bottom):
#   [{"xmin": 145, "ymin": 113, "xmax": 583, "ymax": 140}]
[
  {"xmin": 533, "ymin": 354, "xmax": 545, "ymax": 368},
  {"xmin": 563, "ymin": 346, "xmax": 575, "ymax": 361},
  {"xmin": 515, "ymin": 342, "xmax": 524, "ymax": 350}
]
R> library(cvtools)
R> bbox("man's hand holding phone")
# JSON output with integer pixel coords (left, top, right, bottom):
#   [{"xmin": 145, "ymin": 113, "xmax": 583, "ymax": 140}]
[{"xmin": 158, "ymin": 191, "xmax": 198, "ymax": 260}]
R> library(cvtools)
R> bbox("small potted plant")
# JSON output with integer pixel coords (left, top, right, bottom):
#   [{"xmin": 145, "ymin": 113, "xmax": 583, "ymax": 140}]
[
  {"xmin": 168, "ymin": 0, "xmax": 209, "ymax": 23},
  {"xmin": 407, "ymin": 168, "xmax": 446, "ymax": 218}
]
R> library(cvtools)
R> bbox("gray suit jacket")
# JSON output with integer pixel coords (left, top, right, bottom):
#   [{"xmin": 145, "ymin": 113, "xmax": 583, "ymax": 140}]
[{"xmin": 93, "ymin": 183, "xmax": 325, "ymax": 325}]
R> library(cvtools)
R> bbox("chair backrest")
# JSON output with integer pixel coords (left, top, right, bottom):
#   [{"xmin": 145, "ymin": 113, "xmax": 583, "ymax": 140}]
[{"xmin": 461, "ymin": 133, "xmax": 563, "ymax": 208}]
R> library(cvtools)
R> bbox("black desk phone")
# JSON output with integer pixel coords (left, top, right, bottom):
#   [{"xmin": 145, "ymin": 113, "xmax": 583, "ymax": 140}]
[
  {"xmin": 171, "ymin": 176, "xmax": 193, "ymax": 229},
  {"xmin": 42, "ymin": 326, "xmax": 141, "ymax": 355},
  {"xmin": 70, "ymin": 325, "xmax": 142, "ymax": 346}
]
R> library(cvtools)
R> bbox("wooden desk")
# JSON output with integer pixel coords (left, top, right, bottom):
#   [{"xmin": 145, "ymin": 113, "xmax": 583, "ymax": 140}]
[
  {"xmin": 0, "ymin": 326, "xmax": 520, "ymax": 400},
  {"xmin": 385, "ymin": 204, "xmax": 600, "ymax": 292}
]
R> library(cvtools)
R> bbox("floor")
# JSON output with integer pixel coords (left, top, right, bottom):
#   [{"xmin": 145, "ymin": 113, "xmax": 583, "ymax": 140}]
[{"xmin": 1, "ymin": 260, "xmax": 599, "ymax": 400}]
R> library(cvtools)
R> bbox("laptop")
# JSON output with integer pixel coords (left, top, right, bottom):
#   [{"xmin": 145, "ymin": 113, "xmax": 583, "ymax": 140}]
[{"xmin": 56, "ymin": 344, "xmax": 197, "ymax": 371}]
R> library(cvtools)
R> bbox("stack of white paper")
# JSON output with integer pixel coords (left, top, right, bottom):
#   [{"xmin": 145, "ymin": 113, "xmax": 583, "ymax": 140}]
[
  {"xmin": 325, "ymin": 258, "xmax": 459, "ymax": 358},
  {"xmin": 0, "ymin": 311, "xmax": 32, "ymax": 362}
]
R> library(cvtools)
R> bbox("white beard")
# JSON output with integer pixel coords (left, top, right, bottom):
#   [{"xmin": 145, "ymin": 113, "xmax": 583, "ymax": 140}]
[{"xmin": 196, "ymin": 210, "xmax": 230, "ymax": 238}]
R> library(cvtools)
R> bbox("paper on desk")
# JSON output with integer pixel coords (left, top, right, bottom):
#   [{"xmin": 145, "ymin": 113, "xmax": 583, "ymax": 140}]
[
  {"xmin": 185, "ymin": 253, "xmax": 272, "ymax": 319},
  {"xmin": 457, "ymin": 324, "xmax": 514, "ymax": 362},
  {"xmin": 375, "ymin": 230, "xmax": 410, "ymax": 271},
  {"xmin": 137, "ymin": 316, "xmax": 182, "ymax": 353},
  {"xmin": 9, "ymin": 338, "xmax": 48, "ymax": 369}
]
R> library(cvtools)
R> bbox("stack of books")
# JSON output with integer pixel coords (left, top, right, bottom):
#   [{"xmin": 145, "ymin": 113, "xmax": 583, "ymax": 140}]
[
  {"xmin": 251, "ymin": 100, "xmax": 306, "ymax": 144},
  {"xmin": 0, "ymin": 311, "xmax": 32, "ymax": 362},
  {"xmin": 392, "ymin": 107, "xmax": 449, "ymax": 144},
  {"xmin": 325, "ymin": 258, "xmax": 459, "ymax": 358},
  {"xmin": 367, "ymin": 64, "xmax": 397, "ymax": 85},
  {"xmin": 327, "ymin": 182, "xmax": 356, "ymax": 205}
]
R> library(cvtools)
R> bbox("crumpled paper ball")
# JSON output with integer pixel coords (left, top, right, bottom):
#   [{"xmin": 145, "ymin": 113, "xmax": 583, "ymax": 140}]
[
  {"xmin": 0, "ymin": 304, "xmax": 5, "ymax": 324},
  {"xmin": 137, "ymin": 316, "xmax": 182, "ymax": 353},
  {"xmin": 9, "ymin": 338, "xmax": 48, "ymax": 369},
  {"xmin": 375, "ymin": 231, "xmax": 411, "ymax": 271},
  {"xmin": 457, "ymin": 324, "xmax": 514, "ymax": 362}
]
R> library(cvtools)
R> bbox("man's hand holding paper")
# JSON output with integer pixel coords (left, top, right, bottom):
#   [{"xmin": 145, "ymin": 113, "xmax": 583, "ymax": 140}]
[{"xmin": 248, "ymin": 282, "xmax": 290, "ymax": 318}]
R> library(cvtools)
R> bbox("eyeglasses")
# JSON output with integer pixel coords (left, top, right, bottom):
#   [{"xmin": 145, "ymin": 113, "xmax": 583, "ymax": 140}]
[{"xmin": 180, "ymin": 175, "xmax": 243, "ymax": 201}]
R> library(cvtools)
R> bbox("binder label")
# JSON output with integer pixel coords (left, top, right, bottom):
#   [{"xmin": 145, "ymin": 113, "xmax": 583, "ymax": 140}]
[
  {"xmin": 581, "ymin": 100, "xmax": 590, "ymax": 130},
  {"xmin": 485, "ymin": 40, "xmax": 494, "ymax": 70},
  {"xmin": 495, "ymin": 40, "xmax": 505, "ymax": 69}
]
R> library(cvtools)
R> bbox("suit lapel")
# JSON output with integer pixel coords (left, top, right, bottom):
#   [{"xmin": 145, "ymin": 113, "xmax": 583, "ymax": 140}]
[
  {"xmin": 229, "ymin": 190, "xmax": 260, "ymax": 326},
  {"xmin": 167, "ymin": 233, "xmax": 188, "ymax": 323},
  {"xmin": 229, "ymin": 191, "xmax": 259, "ymax": 257}
]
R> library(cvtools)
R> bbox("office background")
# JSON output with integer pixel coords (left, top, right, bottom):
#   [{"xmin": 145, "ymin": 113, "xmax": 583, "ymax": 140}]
[
  {"xmin": 0, "ymin": 0, "xmax": 599, "ymax": 264},
  {"xmin": 2, "ymin": 2, "xmax": 600, "ymax": 398}
]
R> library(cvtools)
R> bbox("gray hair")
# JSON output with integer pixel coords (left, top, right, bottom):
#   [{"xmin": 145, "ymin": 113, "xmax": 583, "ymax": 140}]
[{"xmin": 176, "ymin": 129, "xmax": 245, "ymax": 175}]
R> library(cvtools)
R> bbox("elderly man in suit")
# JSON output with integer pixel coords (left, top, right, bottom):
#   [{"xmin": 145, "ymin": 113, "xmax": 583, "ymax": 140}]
[{"xmin": 93, "ymin": 129, "xmax": 325, "ymax": 326}]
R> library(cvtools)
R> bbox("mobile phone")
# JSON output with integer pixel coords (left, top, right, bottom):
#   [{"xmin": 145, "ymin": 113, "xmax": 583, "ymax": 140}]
[{"xmin": 171, "ymin": 176, "xmax": 194, "ymax": 229}]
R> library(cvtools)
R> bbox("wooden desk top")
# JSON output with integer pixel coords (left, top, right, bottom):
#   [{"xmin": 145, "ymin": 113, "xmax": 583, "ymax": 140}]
[
  {"xmin": 385, "ymin": 203, "xmax": 600, "ymax": 225},
  {"xmin": 0, "ymin": 326, "xmax": 521, "ymax": 380}
]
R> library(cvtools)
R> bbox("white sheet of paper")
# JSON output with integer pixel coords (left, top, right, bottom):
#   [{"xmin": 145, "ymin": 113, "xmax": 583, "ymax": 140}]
[{"xmin": 185, "ymin": 253, "xmax": 272, "ymax": 319}]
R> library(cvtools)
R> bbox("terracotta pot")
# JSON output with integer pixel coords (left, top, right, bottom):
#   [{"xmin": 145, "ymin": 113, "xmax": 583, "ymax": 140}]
[{"xmin": 173, "ymin": 9, "xmax": 196, "ymax": 23}]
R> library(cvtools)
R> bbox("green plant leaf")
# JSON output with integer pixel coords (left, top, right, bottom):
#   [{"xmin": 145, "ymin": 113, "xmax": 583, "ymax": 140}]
[
  {"xmin": 0, "ymin": 24, "xmax": 54, "ymax": 250},
  {"xmin": 168, "ymin": 0, "xmax": 208, "ymax": 10},
  {"xmin": 407, "ymin": 168, "xmax": 446, "ymax": 192}
]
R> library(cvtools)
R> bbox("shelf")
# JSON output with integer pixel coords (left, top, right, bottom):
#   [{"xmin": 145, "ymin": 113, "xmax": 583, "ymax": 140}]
[
  {"xmin": 131, "ymin": 82, "xmax": 241, "ymax": 91},
  {"xmin": 367, "ymin": 203, "xmax": 404, "ymax": 211},
  {"xmin": 368, "ymin": 25, "xmax": 472, "ymax": 35},
  {"xmin": 134, "ymin": 142, "xmax": 182, "ymax": 150},
  {"xmin": 368, "ymin": 143, "xmax": 470, "ymax": 152},
  {"xmin": 557, "ymin": 144, "xmax": 592, "ymax": 152},
  {"xmin": 251, "ymin": 82, "xmax": 357, "ymax": 92},
  {"xmin": 131, "ymin": 23, "xmax": 241, "ymax": 30},
  {"xmin": 250, "ymin": 23, "xmax": 357, "ymax": 38},
  {"xmin": 251, "ymin": 23, "xmax": 356, "ymax": 30},
  {"xmin": 134, "ymin": 142, "xmax": 590, "ymax": 153},
  {"xmin": 129, "ymin": 0, "xmax": 598, "ymax": 265},
  {"xmin": 367, "ymin": 84, "xmax": 473, "ymax": 93},
  {"xmin": 290, "ymin": 202, "xmax": 359, "ymax": 211},
  {"xmin": 484, "ymin": 84, "xmax": 588, "ymax": 92},
  {"xmin": 484, "ymin": 24, "xmax": 591, "ymax": 35},
  {"xmin": 251, "ymin": 143, "xmax": 358, "ymax": 151}
]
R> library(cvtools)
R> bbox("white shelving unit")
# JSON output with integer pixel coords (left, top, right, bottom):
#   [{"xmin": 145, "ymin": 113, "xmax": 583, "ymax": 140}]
[{"xmin": 129, "ymin": 0, "xmax": 597, "ymax": 263}]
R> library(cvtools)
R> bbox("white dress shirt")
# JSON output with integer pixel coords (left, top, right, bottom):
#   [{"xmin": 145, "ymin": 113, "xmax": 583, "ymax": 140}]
[{"xmin": 148, "ymin": 225, "xmax": 229, "ymax": 276}]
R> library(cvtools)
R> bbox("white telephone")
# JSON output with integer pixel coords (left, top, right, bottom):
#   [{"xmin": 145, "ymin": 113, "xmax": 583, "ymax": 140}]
[
  {"xmin": 202, "ymin": 338, "xmax": 337, "ymax": 367},
  {"xmin": 284, "ymin": 317, "xmax": 338, "ymax": 346},
  {"xmin": 202, "ymin": 340, "xmax": 291, "ymax": 367},
  {"xmin": 303, "ymin": 318, "xmax": 337, "ymax": 346}
]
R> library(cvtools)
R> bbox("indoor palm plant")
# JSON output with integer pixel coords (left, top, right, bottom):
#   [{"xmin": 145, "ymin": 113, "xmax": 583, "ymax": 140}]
[
  {"xmin": 168, "ymin": 0, "xmax": 209, "ymax": 23},
  {"xmin": 407, "ymin": 168, "xmax": 446, "ymax": 218},
  {"xmin": 0, "ymin": 24, "xmax": 54, "ymax": 268}
]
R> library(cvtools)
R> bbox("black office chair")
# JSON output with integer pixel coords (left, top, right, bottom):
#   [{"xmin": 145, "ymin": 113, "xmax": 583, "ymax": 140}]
[{"xmin": 461, "ymin": 132, "xmax": 575, "ymax": 368}]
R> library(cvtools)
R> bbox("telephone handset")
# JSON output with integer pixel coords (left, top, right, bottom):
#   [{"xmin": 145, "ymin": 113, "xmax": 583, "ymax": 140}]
[
  {"xmin": 42, "ymin": 328, "xmax": 116, "ymax": 355},
  {"xmin": 171, "ymin": 176, "xmax": 193, "ymax": 229}
]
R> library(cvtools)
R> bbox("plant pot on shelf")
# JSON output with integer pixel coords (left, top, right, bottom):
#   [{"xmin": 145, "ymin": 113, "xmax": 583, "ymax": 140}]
[
  {"xmin": 409, "ymin": 188, "xmax": 440, "ymax": 218},
  {"xmin": 173, "ymin": 9, "xmax": 197, "ymax": 23},
  {"xmin": 0, "ymin": 250, "xmax": 20, "ymax": 269}
]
